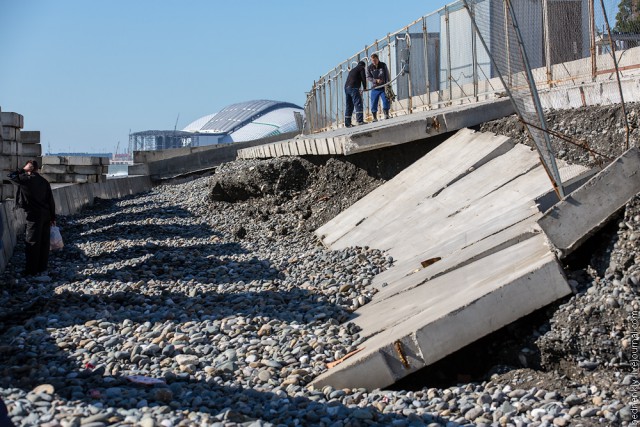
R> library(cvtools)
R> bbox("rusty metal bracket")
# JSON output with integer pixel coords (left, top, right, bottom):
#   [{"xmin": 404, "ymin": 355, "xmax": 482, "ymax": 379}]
[{"xmin": 394, "ymin": 340, "xmax": 411, "ymax": 369}]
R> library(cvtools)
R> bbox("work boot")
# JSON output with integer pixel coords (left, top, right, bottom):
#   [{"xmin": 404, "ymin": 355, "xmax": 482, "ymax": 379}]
[
  {"xmin": 383, "ymin": 109, "xmax": 390, "ymax": 120},
  {"xmin": 372, "ymin": 112, "xmax": 378, "ymax": 122}
]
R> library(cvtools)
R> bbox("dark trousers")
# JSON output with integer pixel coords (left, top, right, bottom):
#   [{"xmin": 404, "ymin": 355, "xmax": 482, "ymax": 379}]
[
  {"xmin": 25, "ymin": 217, "xmax": 51, "ymax": 274},
  {"xmin": 344, "ymin": 87, "xmax": 363, "ymax": 126}
]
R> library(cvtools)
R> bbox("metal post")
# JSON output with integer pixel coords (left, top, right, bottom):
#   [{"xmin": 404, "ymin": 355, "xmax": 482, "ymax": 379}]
[
  {"xmin": 503, "ymin": 0, "xmax": 512, "ymax": 86},
  {"xmin": 338, "ymin": 69, "xmax": 343, "ymax": 126},
  {"xmin": 445, "ymin": 6, "xmax": 453, "ymax": 103},
  {"xmin": 327, "ymin": 75, "xmax": 333, "ymax": 126},
  {"xmin": 423, "ymin": 16, "xmax": 432, "ymax": 107},
  {"xmin": 406, "ymin": 28, "xmax": 413, "ymax": 114},
  {"xmin": 470, "ymin": 1, "xmax": 478, "ymax": 101},
  {"xmin": 335, "ymin": 68, "xmax": 340, "ymax": 125},
  {"xmin": 589, "ymin": 0, "xmax": 597, "ymax": 78},
  {"xmin": 542, "ymin": 0, "xmax": 552, "ymax": 86}
]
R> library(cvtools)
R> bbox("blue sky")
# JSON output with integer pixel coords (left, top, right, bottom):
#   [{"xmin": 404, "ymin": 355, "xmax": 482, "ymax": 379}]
[{"xmin": 0, "ymin": 1, "xmax": 452, "ymax": 154}]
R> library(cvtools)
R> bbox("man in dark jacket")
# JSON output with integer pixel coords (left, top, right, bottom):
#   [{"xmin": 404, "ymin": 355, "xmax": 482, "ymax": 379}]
[
  {"xmin": 344, "ymin": 61, "xmax": 367, "ymax": 127},
  {"xmin": 366, "ymin": 53, "xmax": 391, "ymax": 121},
  {"xmin": 0, "ymin": 397, "xmax": 15, "ymax": 427},
  {"xmin": 9, "ymin": 160, "xmax": 56, "ymax": 275}
]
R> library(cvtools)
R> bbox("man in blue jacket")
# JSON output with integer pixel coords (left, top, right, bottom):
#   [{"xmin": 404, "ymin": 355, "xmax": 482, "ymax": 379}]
[
  {"xmin": 366, "ymin": 53, "xmax": 391, "ymax": 121},
  {"xmin": 9, "ymin": 160, "xmax": 56, "ymax": 276},
  {"xmin": 344, "ymin": 61, "xmax": 367, "ymax": 127}
]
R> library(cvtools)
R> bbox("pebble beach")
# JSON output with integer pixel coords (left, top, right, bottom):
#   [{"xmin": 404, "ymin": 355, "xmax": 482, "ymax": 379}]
[{"xmin": 1, "ymin": 105, "xmax": 639, "ymax": 426}]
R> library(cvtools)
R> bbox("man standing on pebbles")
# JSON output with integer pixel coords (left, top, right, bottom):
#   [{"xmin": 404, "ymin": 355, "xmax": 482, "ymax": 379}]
[{"xmin": 9, "ymin": 160, "xmax": 56, "ymax": 276}]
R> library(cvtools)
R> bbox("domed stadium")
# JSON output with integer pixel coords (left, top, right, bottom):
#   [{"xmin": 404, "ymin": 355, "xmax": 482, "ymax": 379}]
[{"xmin": 130, "ymin": 100, "xmax": 304, "ymax": 152}]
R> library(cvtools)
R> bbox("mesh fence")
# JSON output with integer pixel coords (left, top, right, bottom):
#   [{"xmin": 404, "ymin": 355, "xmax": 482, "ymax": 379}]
[{"xmin": 304, "ymin": 0, "xmax": 636, "ymax": 151}]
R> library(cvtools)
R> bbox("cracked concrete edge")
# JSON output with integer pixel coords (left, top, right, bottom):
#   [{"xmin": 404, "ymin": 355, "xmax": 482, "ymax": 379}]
[{"xmin": 539, "ymin": 147, "xmax": 640, "ymax": 257}]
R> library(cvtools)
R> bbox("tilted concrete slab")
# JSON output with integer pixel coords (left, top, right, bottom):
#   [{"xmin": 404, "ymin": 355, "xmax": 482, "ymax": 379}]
[
  {"xmin": 539, "ymin": 147, "xmax": 640, "ymax": 257},
  {"xmin": 316, "ymin": 128, "xmax": 516, "ymax": 248},
  {"xmin": 310, "ymin": 129, "xmax": 592, "ymax": 390},
  {"xmin": 317, "ymin": 130, "xmax": 593, "ymax": 261},
  {"xmin": 369, "ymin": 220, "xmax": 543, "ymax": 303},
  {"xmin": 311, "ymin": 234, "xmax": 571, "ymax": 391},
  {"xmin": 237, "ymin": 99, "xmax": 514, "ymax": 159}
]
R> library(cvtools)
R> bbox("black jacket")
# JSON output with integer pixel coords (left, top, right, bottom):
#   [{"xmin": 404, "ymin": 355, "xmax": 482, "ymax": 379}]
[
  {"xmin": 367, "ymin": 61, "xmax": 390, "ymax": 89},
  {"xmin": 8, "ymin": 170, "xmax": 56, "ymax": 222},
  {"xmin": 345, "ymin": 62, "xmax": 367, "ymax": 90}
]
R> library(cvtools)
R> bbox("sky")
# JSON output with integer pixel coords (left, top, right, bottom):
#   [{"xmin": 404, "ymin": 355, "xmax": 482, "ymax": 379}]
[{"xmin": 0, "ymin": 0, "xmax": 452, "ymax": 155}]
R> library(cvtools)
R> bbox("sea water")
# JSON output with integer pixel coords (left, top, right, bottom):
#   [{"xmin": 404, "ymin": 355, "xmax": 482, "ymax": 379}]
[{"xmin": 107, "ymin": 164, "xmax": 129, "ymax": 177}]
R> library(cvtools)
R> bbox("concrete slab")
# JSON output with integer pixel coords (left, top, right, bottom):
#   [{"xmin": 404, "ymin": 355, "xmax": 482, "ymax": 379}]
[
  {"xmin": 539, "ymin": 147, "xmax": 640, "ymax": 257},
  {"xmin": 316, "ymin": 128, "xmax": 516, "ymax": 249},
  {"xmin": 309, "ymin": 129, "xmax": 594, "ymax": 390},
  {"xmin": 310, "ymin": 234, "xmax": 570, "ymax": 391},
  {"xmin": 337, "ymin": 158, "xmax": 591, "ymax": 264},
  {"xmin": 369, "ymin": 220, "xmax": 543, "ymax": 303}
]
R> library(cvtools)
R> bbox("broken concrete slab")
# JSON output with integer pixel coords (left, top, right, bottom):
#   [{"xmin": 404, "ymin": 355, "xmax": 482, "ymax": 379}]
[
  {"xmin": 310, "ymin": 234, "xmax": 571, "ymax": 391},
  {"xmin": 539, "ymin": 147, "xmax": 640, "ymax": 257},
  {"xmin": 316, "ymin": 128, "xmax": 516, "ymax": 248},
  {"xmin": 317, "ymin": 129, "xmax": 593, "ymax": 267},
  {"xmin": 369, "ymin": 220, "xmax": 543, "ymax": 304},
  {"xmin": 310, "ymin": 129, "xmax": 595, "ymax": 391}
]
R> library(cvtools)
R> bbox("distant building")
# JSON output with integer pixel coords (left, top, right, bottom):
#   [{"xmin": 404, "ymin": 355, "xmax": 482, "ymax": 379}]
[{"xmin": 130, "ymin": 99, "xmax": 304, "ymax": 152}]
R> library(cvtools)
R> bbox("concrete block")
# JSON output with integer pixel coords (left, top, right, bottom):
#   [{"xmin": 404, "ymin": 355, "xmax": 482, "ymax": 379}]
[
  {"xmin": 0, "ymin": 112, "xmax": 24, "ymax": 129},
  {"xmin": 1, "ymin": 127, "xmax": 20, "ymax": 141},
  {"xmin": 0, "ymin": 183, "xmax": 15, "ymax": 201},
  {"xmin": 0, "ymin": 141, "xmax": 18, "ymax": 155},
  {"xmin": 20, "ymin": 131, "xmax": 40, "ymax": 144},
  {"xmin": 539, "ymin": 147, "xmax": 640, "ymax": 257},
  {"xmin": 20, "ymin": 143, "xmax": 41, "ymax": 157},
  {"xmin": 42, "ymin": 156, "xmax": 64, "ymax": 165},
  {"xmin": 66, "ymin": 156, "xmax": 102, "ymax": 166},
  {"xmin": 0, "ymin": 156, "xmax": 15, "ymax": 170}
]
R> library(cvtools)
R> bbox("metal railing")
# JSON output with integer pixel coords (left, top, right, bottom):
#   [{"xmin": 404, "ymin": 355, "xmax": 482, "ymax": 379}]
[{"xmin": 304, "ymin": 0, "xmax": 635, "ymax": 134}]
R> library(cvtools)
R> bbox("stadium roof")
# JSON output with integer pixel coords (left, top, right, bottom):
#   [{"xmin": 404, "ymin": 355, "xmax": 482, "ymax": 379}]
[{"xmin": 183, "ymin": 99, "xmax": 302, "ymax": 134}]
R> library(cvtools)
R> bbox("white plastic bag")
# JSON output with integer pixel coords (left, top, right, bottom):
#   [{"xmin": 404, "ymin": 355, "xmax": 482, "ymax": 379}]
[{"xmin": 50, "ymin": 225, "xmax": 64, "ymax": 251}]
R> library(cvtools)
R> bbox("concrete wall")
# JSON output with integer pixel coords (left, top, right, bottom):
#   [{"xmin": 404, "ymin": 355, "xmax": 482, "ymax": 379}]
[
  {"xmin": 133, "ymin": 131, "xmax": 299, "ymax": 180},
  {"xmin": 0, "ymin": 175, "xmax": 152, "ymax": 273}
]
